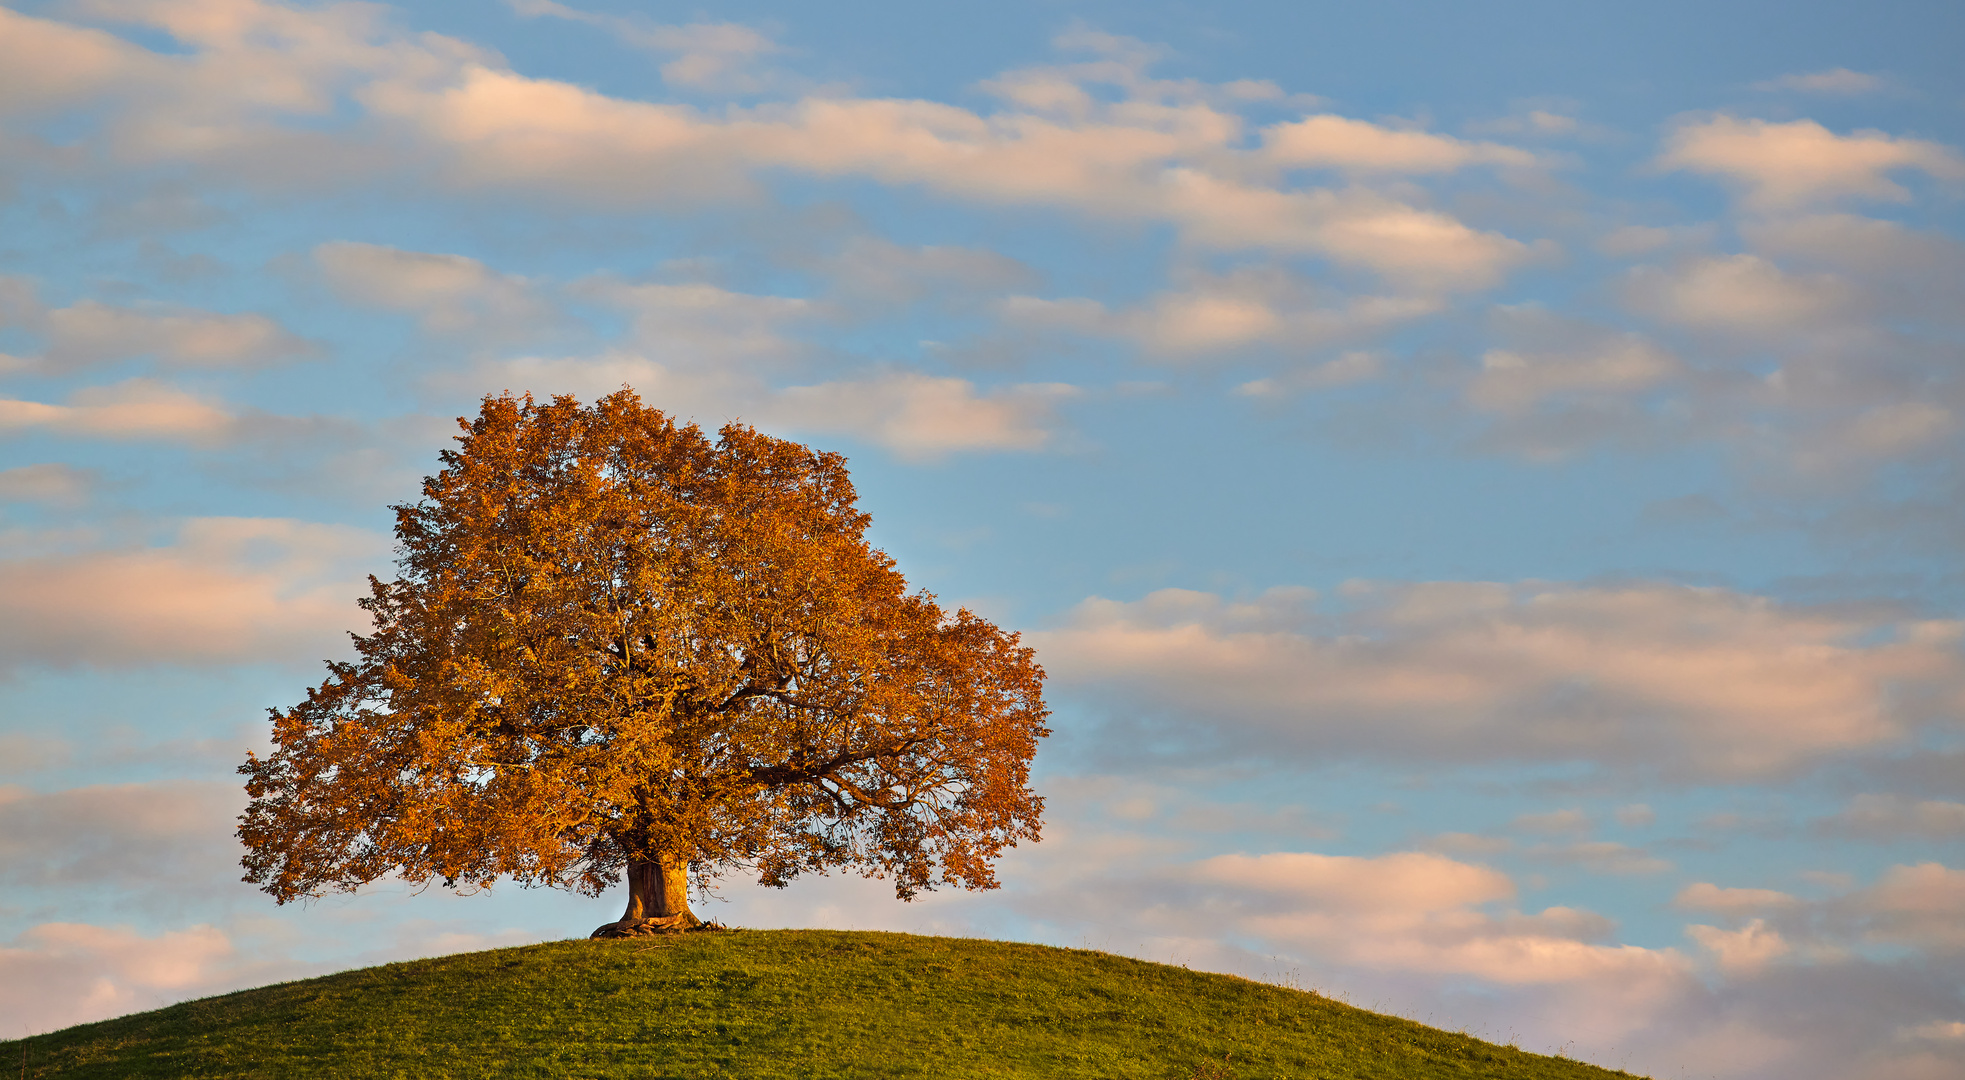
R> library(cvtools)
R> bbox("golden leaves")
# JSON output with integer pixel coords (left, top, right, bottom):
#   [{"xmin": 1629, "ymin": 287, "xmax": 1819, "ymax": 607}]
[{"xmin": 240, "ymin": 390, "xmax": 1048, "ymax": 906}]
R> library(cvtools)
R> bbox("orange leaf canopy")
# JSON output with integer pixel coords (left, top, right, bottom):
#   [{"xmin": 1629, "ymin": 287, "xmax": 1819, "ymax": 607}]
[{"xmin": 240, "ymin": 391, "xmax": 1048, "ymax": 904}]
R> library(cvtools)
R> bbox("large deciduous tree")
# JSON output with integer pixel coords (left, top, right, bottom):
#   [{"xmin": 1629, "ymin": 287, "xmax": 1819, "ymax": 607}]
[{"xmin": 239, "ymin": 391, "xmax": 1048, "ymax": 936}]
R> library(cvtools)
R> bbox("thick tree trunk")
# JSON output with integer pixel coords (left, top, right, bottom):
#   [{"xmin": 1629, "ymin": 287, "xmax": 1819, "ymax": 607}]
[{"xmin": 590, "ymin": 852, "xmax": 702, "ymax": 938}]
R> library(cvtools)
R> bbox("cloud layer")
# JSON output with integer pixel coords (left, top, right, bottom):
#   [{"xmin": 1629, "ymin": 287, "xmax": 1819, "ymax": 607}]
[{"xmin": 1039, "ymin": 582, "xmax": 1965, "ymax": 778}]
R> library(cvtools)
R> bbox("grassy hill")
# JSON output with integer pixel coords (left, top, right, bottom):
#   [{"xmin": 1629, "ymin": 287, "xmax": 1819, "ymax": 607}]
[{"xmin": 4, "ymin": 929, "xmax": 1646, "ymax": 1079}]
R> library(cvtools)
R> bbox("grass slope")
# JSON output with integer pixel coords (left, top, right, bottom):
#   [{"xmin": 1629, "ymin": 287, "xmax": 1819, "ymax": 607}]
[{"xmin": 5, "ymin": 930, "xmax": 1646, "ymax": 1079}]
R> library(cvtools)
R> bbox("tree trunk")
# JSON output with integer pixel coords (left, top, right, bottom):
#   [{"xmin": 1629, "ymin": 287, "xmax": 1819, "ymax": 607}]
[{"xmin": 590, "ymin": 851, "xmax": 702, "ymax": 938}]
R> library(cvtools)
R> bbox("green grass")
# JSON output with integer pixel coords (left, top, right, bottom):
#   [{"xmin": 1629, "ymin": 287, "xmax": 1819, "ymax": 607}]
[{"xmin": 3, "ymin": 929, "xmax": 1646, "ymax": 1079}]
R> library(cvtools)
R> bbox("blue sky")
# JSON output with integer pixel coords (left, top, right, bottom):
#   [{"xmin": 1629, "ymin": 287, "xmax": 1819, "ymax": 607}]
[{"xmin": 2, "ymin": 1, "xmax": 1963, "ymax": 1076}]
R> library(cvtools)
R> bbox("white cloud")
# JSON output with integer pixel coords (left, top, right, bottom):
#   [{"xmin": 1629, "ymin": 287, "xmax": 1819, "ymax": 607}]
[
  {"xmin": 1659, "ymin": 116, "xmax": 1965, "ymax": 210},
  {"xmin": 1036, "ymin": 582, "xmax": 1965, "ymax": 777},
  {"xmin": 0, "ymin": 516, "xmax": 385, "ymax": 669}
]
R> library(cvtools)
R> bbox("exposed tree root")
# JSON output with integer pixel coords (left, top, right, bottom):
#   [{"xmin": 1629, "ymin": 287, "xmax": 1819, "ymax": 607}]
[{"xmin": 589, "ymin": 915, "xmax": 731, "ymax": 939}]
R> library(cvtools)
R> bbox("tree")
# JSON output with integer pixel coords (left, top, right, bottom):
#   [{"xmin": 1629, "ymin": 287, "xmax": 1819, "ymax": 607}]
[{"xmin": 239, "ymin": 390, "xmax": 1048, "ymax": 936}]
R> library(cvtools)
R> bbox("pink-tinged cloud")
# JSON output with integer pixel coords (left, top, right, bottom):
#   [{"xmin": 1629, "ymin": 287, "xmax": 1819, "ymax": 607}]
[
  {"xmin": 0, "ymin": 379, "xmax": 239, "ymax": 443},
  {"xmin": 0, "ymin": 517, "xmax": 385, "ymax": 670},
  {"xmin": 1036, "ymin": 582, "xmax": 1965, "ymax": 777},
  {"xmin": 3, "ymin": 3, "xmax": 1540, "ymax": 294},
  {"xmin": 0, "ymin": 922, "xmax": 235, "ymax": 1034},
  {"xmin": 450, "ymin": 353, "xmax": 1076, "ymax": 460},
  {"xmin": 0, "ymin": 780, "xmax": 239, "ymax": 889},
  {"xmin": 1659, "ymin": 115, "xmax": 1965, "ymax": 210},
  {"xmin": 1262, "ymin": 114, "xmax": 1538, "ymax": 173}
]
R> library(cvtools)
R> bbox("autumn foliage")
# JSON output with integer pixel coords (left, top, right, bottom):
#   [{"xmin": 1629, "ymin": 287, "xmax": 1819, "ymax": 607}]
[{"xmin": 239, "ymin": 391, "xmax": 1048, "ymax": 934}]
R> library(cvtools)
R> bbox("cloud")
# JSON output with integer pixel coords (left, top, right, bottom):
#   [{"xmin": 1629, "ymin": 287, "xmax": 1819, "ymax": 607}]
[
  {"xmin": 577, "ymin": 277, "xmax": 822, "ymax": 367},
  {"xmin": 381, "ymin": 67, "xmax": 1529, "ymax": 285},
  {"xmin": 1608, "ymin": 236, "xmax": 1963, "ymax": 470},
  {"xmin": 1687, "ymin": 919, "xmax": 1791, "ymax": 975},
  {"xmin": 0, "ymin": 5, "xmax": 160, "ymax": 116},
  {"xmin": 1004, "ymin": 267, "xmax": 1440, "ymax": 362},
  {"xmin": 1682, "ymin": 862, "xmax": 1965, "ymax": 957},
  {"xmin": 1614, "ymin": 804, "xmax": 1656, "ymax": 828},
  {"xmin": 1454, "ymin": 306, "xmax": 1691, "ymax": 460},
  {"xmin": 0, "ymin": 780, "xmax": 239, "ymax": 890},
  {"xmin": 1036, "ymin": 582, "xmax": 1965, "ymax": 778},
  {"xmin": 1623, "ymin": 254, "xmax": 1863, "ymax": 340},
  {"xmin": 1184, "ymin": 850, "xmax": 1685, "ymax": 989},
  {"xmin": 1659, "ymin": 116, "xmax": 1965, "ymax": 210},
  {"xmin": 314, "ymin": 241, "xmax": 554, "ymax": 339},
  {"xmin": 38, "ymin": 300, "xmax": 316, "ymax": 370},
  {"xmin": 0, "ymin": 516, "xmax": 385, "ymax": 670},
  {"xmin": 455, "ymin": 352, "xmax": 1076, "ymax": 459},
  {"xmin": 1595, "ymin": 223, "xmax": 1719, "ymax": 258},
  {"xmin": 1524, "ymin": 841, "xmax": 1673, "ymax": 875},
  {"xmin": 817, "ymin": 237, "xmax": 1037, "ymax": 308},
  {"xmin": 508, "ymin": 1, "xmax": 787, "ymax": 94},
  {"xmin": 0, "ymin": 379, "xmax": 239, "ymax": 443},
  {"xmin": 1740, "ymin": 214, "xmax": 1965, "ymax": 309},
  {"xmin": 0, "ymin": 922, "xmax": 237, "ymax": 1035},
  {"xmin": 1509, "ymin": 808, "xmax": 1591, "ymax": 834},
  {"xmin": 0, "ymin": 463, "xmax": 96, "ymax": 505},
  {"xmin": 1262, "ymin": 114, "xmax": 1539, "ymax": 173},
  {"xmin": 1855, "ymin": 863, "xmax": 1965, "ymax": 951},
  {"xmin": 3, "ymin": 3, "xmax": 1545, "ymax": 294},
  {"xmin": 1751, "ymin": 69, "xmax": 1887, "ymax": 95},
  {"xmin": 1816, "ymin": 794, "xmax": 1965, "ymax": 840},
  {"xmin": 1233, "ymin": 350, "xmax": 1384, "ymax": 397},
  {"xmin": 1675, "ymin": 883, "xmax": 1801, "ymax": 914},
  {"xmin": 1470, "ymin": 335, "xmax": 1679, "ymax": 415},
  {"xmin": 1465, "ymin": 108, "xmax": 1588, "ymax": 139},
  {"xmin": 771, "ymin": 373, "xmax": 1076, "ymax": 459},
  {"xmin": 0, "ymin": 281, "xmax": 316, "ymax": 371}
]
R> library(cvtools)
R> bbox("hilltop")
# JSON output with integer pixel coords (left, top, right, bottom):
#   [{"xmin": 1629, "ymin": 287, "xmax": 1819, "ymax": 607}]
[{"xmin": 4, "ymin": 929, "xmax": 1646, "ymax": 1078}]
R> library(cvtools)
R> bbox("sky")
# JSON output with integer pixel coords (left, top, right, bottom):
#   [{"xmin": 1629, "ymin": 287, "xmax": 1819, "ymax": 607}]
[{"xmin": 1, "ymin": 0, "xmax": 1963, "ymax": 1075}]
